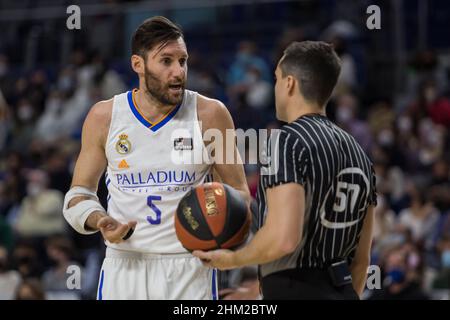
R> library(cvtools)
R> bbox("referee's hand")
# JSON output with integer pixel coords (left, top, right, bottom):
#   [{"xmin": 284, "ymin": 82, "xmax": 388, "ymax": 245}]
[
  {"xmin": 97, "ymin": 216, "xmax": 137, "ymax": 244},
  {"xmin": 192, "ymin": 249, "xmax": 237, "ymax": 270}
]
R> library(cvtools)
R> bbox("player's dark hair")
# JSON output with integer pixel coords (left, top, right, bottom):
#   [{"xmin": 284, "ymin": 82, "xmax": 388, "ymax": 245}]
[
  {"xmin": 279, "ymin": 41, "xmax": 341, "ymax": 107},
  {"xmin": 131, "ymin": 16, "xmax": 183, "ymax": 59}
]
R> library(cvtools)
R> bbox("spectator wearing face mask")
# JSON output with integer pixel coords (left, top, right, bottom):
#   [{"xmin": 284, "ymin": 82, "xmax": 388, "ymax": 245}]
[
  {"xmin": 226, "ymin": 41, "xmax": 271, "ymax": 112},
  {"xmin": 11, "ymin": 98, "xmax": 37, "ymax": 151},
  {"xmin": 372, "ymin": 195, "xmax": 398, "ymax": 255},
  {"xmin": 14, "ymin": 169, "xmax": 65, "ymax": 238},
  {"xmin": 397, "ymin": 183, "xmax": 439, "ymax": 245},
  {"xmin": 0, "ymin": 245, "xmax": 22, "ymax": 300},
  {"xmin": 245, "ymin": 66, "xmax": 273, "ymax": 111},
  {"xmin": 334, "ymin": 93, "xmax": 372, "ymax": 152},
  {"xmin": 369, "ymin": 244, "xmax": 429, "ymax": 300},
  {"xmin": 227, "ymin": 41, "xmax": 271, "ymax": 87}
]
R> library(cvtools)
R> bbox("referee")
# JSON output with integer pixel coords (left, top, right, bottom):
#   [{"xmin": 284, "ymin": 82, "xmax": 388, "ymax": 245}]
[{"xmin": 194, "ymin": 41, "xmax": 377, "ymax": 300}]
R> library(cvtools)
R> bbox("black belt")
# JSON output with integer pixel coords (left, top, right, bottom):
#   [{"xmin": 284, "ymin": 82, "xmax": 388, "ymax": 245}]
[{"xmin": 262, "ymin": 259, "xmax": 353, "ymax": 288}]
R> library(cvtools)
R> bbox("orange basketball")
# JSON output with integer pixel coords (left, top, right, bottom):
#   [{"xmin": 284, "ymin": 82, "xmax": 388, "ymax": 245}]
[{"xmin": 175, "ymin": 182, "xmax": 251, "ymax": 252}]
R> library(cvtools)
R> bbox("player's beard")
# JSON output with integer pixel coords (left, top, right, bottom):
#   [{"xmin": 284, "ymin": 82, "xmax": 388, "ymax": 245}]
[{"xmin": 144, "ymin": 67, "xmax": 185, "ymax": 107}]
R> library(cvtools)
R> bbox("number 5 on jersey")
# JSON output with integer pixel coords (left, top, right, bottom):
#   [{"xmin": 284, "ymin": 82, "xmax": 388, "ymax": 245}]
[{"xmin": 147, "ymin": 195, "xmax": 162, "ymax": 225}]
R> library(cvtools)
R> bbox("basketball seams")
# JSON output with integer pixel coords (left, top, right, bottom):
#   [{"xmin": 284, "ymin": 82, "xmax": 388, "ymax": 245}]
[
  {"xmin": 221, "ymin": 210, "xmax": 251, "ymax": 249},
  {"xmin": 216, "ymin": 185, "xmax": 249, "ymax": 247},
  {"xmin": 176, "ymin": 190, "xmax": 215, "ymax": 241},
  {"xmin": 175, "ymin": 182, "xmax": 250, "ymax": 251},
  {"xmin": 174, "ymin": 213, "xmax": 217, "ymax": 251}
]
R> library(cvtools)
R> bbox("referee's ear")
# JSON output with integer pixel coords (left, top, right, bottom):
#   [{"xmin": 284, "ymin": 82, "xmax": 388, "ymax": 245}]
[{"xmin": 286, "ymin": 75, "xmax": 297, "ymax": 97}]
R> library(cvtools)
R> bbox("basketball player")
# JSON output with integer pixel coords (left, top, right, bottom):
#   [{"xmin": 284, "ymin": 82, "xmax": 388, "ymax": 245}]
[
  {"xmin": 194, "ymin": 41, "xmax": 377, "ymax": 299},
  {"xmin": 62, "ymin": 16, "xmax": 250, "ymax": 300}
]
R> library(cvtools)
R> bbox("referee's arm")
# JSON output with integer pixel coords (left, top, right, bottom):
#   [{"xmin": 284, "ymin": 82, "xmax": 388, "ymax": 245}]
[
  {"xmin": 193, "ymin": 182, "xmax": 304, "ymax": 269},
  {"xmin": 193, "ymin": 130, "xmax": 306, "ymax": 269},
  {"xmin": 236, "ymin": 182, "xmax": 305, "ymax": 265},
  {"xmin": 350, "ymin": 205, "xmax": 375, "ymax": 297}
]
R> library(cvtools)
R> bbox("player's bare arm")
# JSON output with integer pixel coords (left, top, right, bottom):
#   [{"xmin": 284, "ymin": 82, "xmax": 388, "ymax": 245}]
[
  {"xmin": 197, "ymin": 95, "xmax": 251, "ymax": 205},
  {"xmin": 194, "ymin": 182, "xmax": 304, "ymax": 269},
  {"xmin": 350, "ymin": 205, "xmax": 375, "ymax": 297},
  {"xmin": 70, "ymin": 100, "xmax": 111, "ymax": 207},
  {"xmin": 66, "ymin": 99, "xmax": 136, "ymax": 243}
]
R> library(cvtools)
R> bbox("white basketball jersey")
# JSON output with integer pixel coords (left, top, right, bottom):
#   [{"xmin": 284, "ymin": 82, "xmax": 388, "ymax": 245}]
[{"xmin": 104, "ymin": 89, "xmax": 212, "ymax": 253}]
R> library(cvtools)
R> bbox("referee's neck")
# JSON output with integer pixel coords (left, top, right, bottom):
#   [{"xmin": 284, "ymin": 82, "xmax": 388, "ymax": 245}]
[{"xmin": 286, "ymin": 101, "xmax": 326, "ymax": 123}]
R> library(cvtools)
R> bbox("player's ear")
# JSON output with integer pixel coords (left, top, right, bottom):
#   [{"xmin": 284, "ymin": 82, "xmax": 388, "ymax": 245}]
[{"xmin": 131, "ymin": 54, "xmax": 144, "ymax": 75}]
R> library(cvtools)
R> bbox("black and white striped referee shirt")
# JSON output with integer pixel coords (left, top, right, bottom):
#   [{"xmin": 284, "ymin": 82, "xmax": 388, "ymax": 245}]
[{"xmin": 257, "ymin": 113, "xmax": 377, "ymax": 277}]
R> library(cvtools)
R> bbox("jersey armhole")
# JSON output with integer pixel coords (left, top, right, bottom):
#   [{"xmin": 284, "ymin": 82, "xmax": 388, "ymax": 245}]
[
  {"xmin": 194, "ymin": 93, "xmax": 213, "ymax": 165},
  {"xmin": 104, "ymin": 94, "xmax": 120, "ymax": 159}
]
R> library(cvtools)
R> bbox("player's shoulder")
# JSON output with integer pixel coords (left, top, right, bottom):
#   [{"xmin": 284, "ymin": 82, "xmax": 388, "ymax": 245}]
[
  {"xmin": 82, "ymin": 98, "xmax": 114, "ymax": 143},
  {"xmin": 196, "ymin": 93, "xmax": 233, "ymax": 130},
  {"xmin": 88, "ymin": 98, "xmax": 114, "ymax": 121},
  {"xmin": 83, "ymin": 98, "xmax": 115, "ymax": 131},
  {"xmin": 197, "ymin": 93, "xmax": 228, "ymax": 118}
]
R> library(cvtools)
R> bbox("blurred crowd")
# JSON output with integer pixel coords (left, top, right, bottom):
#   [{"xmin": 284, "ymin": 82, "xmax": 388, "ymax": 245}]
[
  {"xmin": 0, "ymin": 48, "xmax": 122, "ymax": 299},
  {"xmin": 1, "ymin": 3, "xmax": 450, "ymax": 300}
]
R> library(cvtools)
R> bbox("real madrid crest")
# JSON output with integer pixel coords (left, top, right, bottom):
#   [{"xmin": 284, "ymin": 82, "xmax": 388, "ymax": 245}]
[{"xmin": 116, "ymin": 134, "xmax": 131, "ymax": 154}]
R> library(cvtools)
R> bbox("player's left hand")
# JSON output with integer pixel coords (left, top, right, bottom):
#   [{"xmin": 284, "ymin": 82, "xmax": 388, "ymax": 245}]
[{"xmin": 192, "ymin": 249, "xmax": 237, "ymax": 270}]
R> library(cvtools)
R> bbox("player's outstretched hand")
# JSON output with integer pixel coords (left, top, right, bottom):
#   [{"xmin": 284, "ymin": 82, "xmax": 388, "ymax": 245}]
[
  {"xmin": 192, "ymin": 249, "xmax": 237, "ymax": 270},
  {"xmin": 97, "ymin": 216, "xmax": 137, "ymax": 244}
]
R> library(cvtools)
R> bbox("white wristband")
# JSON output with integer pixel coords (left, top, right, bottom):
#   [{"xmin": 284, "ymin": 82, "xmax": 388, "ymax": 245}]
[{"xmin": 63, "ymin": 187, "xmax": 106, "ymax": 234}]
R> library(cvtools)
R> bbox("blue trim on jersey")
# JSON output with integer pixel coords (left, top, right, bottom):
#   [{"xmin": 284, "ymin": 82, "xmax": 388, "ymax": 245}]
[
  {"xmin": 98, "ymin": 270, "xmax": 105, "ymax": 300},
  {"xmin": 149, "ymin": 103, "xmax": 182, "ymax": 132},
  {"xmin": 212, "ymin": 269, "xmax": 217, "ymax": 300},
  {"xmin": 127, "ymin": 91, "xmax": 151, "ymax": 127},
  {"xmin": 106, "ymin": 179, "xmax": 111, "ymax": 187},
  {"xmin": 126, "ymin": 90, "xmax": 182, "ymax": 132}
]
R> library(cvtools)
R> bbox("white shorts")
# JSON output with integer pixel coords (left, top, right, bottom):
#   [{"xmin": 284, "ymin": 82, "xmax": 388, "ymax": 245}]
[{"xmin": 97, "ymin": 247, "xmax": 218, "ymax": 300}]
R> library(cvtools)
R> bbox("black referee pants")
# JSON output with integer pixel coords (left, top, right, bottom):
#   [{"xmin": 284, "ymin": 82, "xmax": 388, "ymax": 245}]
[{"xmin": 261, "ymin": 268, "xmax": 359, "ymax": 300}]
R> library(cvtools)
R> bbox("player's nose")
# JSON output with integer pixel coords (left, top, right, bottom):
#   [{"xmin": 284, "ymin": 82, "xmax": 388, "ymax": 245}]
[{"xmin": 171, "ymin": 64, "xmax": 186, "ymax": 80}]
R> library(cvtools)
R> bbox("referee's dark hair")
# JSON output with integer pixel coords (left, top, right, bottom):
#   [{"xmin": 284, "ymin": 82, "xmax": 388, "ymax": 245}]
[
  {"xmin": 279, "ymin": 41, "xmax": 341, "ymax": 107},
  {"xmin": 131, "ymin": 16, "xmax": 184, "ymax": 59}
]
